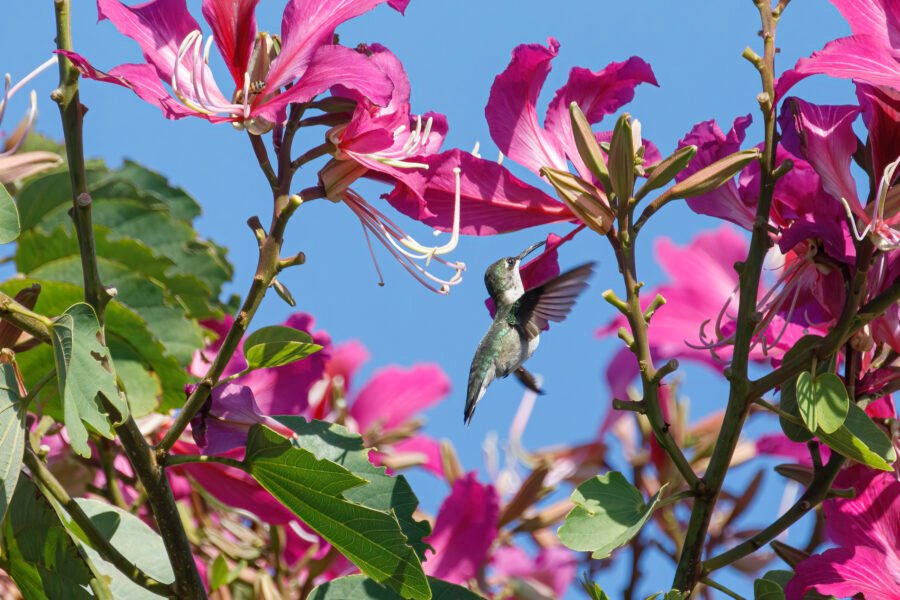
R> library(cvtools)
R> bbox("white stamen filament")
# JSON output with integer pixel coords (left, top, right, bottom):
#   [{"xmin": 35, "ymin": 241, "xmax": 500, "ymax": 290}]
[
  {"xmin": 170, "ymin": 31, "xmax": 245, "ymax": 118},
  {"xmin": 471, "ymin": 141, "xmax": 481, "ymax": 158},
  {"xmin": 342, "ymin": 167, "xmax": 465, "ymax": 294},
  {"xmin": 0, "ymin": 56, "xmax": 57, "ymax": 128},
  {"xmin": 840, "ymin": 155, "xmax": 900, "ymax": 247}
]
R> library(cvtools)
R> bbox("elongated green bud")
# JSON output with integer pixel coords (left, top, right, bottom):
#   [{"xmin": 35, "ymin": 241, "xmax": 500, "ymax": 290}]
[
  {"xmin": 608, "ymin": 114, "xmax": 636, "ymax": 210},
  {"xmin": 569, "ymin": 102, "xmax": 611, "ymax": 190},
  {"xmin": 660, "ymin": 149, "xmax": 759, "ymax": 202},
  {"xmin": 541, "ymin": 167, "xmax": 615, "ymax": 235},
  {"xmin": 635, "ymin": 145, "xmax": 697, "ymax": 202}
]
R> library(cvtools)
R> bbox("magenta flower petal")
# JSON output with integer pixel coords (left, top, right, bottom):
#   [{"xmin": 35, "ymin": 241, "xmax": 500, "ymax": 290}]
[
  {"xmin": 779, "ymin": 97, "xmax": 861, "ymax": 210},
  {"xmin": 787, "ymin": 465, "xmax": 900, "ymax": 600},
  {"xmin": 255, "ymin": 44, "xmax": 393, "ymax": 122},
  {"xmin": 491, "ymin": 545, "xmax": 578, "ymax": 599},
  {"xmin": 57, "ymin": 52, "xmax": 200, "ymax": 120},
  {"xmin": 171, "ymin": 441, "xmax": 297, "ymax": 525},
  {"xmin": 97, "ymin": 0, "xmax": 228, "ymax": 107},
  {"xmin": 349, "ymin": 364, "xmax": 450, "ymax": 434},
  {"xmin": 384, "ymin": 149, "xmax": 573, "ymax": 235},
  {"xmin": 795, "ymin": 34, "xmax": 900, "ymax": 90},
  {"xmin": 544, "ymin": 57, "xmax": 658, "ymax": 180},
  {"xmin": 485, "ymin": 37, "xmax": 567, "ymax": 175},
  {"xmin": 787, "ymin": 546, "xmax": 900, "ymax": 600},
  {"xmin": 236, "ymin": 313, "xmax": 332, "ymax": 416},
  {"xmin": 676, "ymin": 115, "xmax": 756, "ymax": 229},
  {"xmin": 388, "ymin": 434, "xmax": 444, "ymax": 477},
  {"xmin": 198, "ymin": 384, "xmax": 293, "ymax": 455},
  {"xmin": 201, "ymin": 0, "xmax": 260, "ymax": 88},
  {"xmin": 265, "ymin": 0, "xmax": 398, "ymax": 92},
  {"xmin": 423, "ymin": 473, "xmax": 499, "ymax": 584},
  {"xmin": 857, "ymin": 83, "xmax": 900, "ymax": 184}
]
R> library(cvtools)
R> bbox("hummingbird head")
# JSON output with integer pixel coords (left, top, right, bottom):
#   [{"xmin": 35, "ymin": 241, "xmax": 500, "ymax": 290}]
[{"xmin": 484, "ymin": 240, "xmax": 545, "ymax": 304}]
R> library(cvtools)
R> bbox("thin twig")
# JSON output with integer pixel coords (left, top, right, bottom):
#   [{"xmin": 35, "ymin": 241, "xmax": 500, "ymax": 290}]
[{"xmin": 24, "ymin": 449, "xmax": 173, "ymax": 596}]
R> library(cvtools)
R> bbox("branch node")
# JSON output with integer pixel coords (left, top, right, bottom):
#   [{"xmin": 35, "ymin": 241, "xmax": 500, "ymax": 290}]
[{"xmin": 75, "ymin": 192, "xmax": 92, "ymax": 207}]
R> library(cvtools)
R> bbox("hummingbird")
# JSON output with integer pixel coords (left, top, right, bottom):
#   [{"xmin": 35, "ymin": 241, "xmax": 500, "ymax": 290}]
[{"xmin": 464, "ymin": 241, "xmax": 595, "ymax": 424}]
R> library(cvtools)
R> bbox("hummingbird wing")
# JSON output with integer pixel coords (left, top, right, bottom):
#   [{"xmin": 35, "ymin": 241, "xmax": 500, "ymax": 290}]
[{"xmin": 516, "ymin": 262, "xmax": 596, "ymax": 338}]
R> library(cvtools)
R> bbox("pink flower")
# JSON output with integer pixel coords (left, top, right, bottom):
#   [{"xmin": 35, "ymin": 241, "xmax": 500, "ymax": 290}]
[
  {"xmin": 0, "ymin": 58, "xmax": 63, "ymax": 183},
  {"xmin": 423, "ymin": 472, "xmax": 500, "ymax": 584},
  {"xmin": 490, "ymin": 545, "xmax": 577, "ymax": 599},
  {"xmin": 786, "ymin": 465, "xmax": 900, "ymax": 600},
  {"xmin": 58, "ymin": 0, "xmax": 405, "ymax": 132},
  {"xmin": 189, "ymin": 383, "xmax": 294, "ymax": 455},
  {"xmin": 778, "ymin": 0, "xmax": 900, "ymax": 94},
  {"xmin": 385, "ymin": 37, "xmax": 657, "ymax": 235}
]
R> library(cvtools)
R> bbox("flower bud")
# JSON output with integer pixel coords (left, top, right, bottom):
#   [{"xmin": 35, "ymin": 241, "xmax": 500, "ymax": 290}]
[
  {"xmin": 635, "ymin": 145, "xmax": 697, "ymax": 202},
  {"xmin": 569, "ymin": 102, "xmax": 610, "ymax": 190},
  {"xmin": 541, "ymin": 167, "xmax": 615, "ymax": 234},
  {"xmin": 660, "ymin": 149, "xmax": 759, "ymax": 202},
  {"xmin": 608, "ymin": 113, "xmax": 636, "ymax": 205}
]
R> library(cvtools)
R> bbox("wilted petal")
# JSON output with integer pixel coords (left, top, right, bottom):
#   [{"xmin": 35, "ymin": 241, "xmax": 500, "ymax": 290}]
[
  {"xmin": 544, "ymin": 57, "xmax": 657, "ymax": 180},
  {"xmin": 198, "ymin": 384, "xmax": 293, "ymax": 455},
  {"xmin": 486, "ymin": 37, "xmax": 567, "ymax": 175},
  {"xmin": 384, "ymin": 149, "xmax": 573, "ymax": 235},
  {"xmin": 58, "ymin": 52, "xmax": 202, "ymax": 120},
  {"xmin": 424, "ymin": 473, "xmax": 499, "ymax": 584},
  {"xmin": 349, "ymin": 364, "xmax": 450, "ymax": 434},
  {"xmin": 256, "ymin": 44, "xmax": 392, "ymax": 122},
  {"xmin": 201, "ymin": 0, "xmax": 260, "ymax": 88},
  {"xmin": 0, "ymin": 151, "xmax": 62, "ymax": 184},
  {"xmin": 676, "ymin": 115, "xmax": 756, "ymax": 229},
  {"xmin": 779, "ymin": 97, "xmax": 861, "ymax": 210}
]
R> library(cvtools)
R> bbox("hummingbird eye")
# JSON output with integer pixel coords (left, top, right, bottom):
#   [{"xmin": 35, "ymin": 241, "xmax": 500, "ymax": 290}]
[{"xmin": 505, "ymin": 257, "xmax": 516, "ymax": 268}]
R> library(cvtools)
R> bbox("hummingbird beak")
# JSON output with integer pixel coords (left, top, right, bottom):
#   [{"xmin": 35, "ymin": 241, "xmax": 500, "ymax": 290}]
[{"xmin": 516, "ymin": 240, "xmax": 546, "ymax": 262}]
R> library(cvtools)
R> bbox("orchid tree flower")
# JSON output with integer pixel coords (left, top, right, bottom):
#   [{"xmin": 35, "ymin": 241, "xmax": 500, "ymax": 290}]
[
  {"xmin": 0, "ymin": 58, "xmax": 63, "ymax": 183},
  {"xmin": 58, "ymin": 0, "xmax": 407, "ymax": 133},
  {"xmin": 489, "ymin": 545, "xmax": 578, "ymax": 600},
  {"xmin": 777, "ymin": 0, "xmax": 900, "ymax": 94},
  {"xmin": 385, "ymin": 37, "xmax": 657, "ymax": 238},
  {"xmin": 786, "ymin": 465, "xmax": 900, "ymax": 600},
  {"xmin": 316, "ymin": 43, "xmax": 465, "ymax": 293},
  {"xmin": 422, "ymin": 472, "xmax": 500, "ymax": 585}
]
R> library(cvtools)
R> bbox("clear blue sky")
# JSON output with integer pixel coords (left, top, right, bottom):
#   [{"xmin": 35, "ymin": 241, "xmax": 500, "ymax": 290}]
[{"xmin": 1, "ymin": 2, "xmax": 854, "ymax": 597}]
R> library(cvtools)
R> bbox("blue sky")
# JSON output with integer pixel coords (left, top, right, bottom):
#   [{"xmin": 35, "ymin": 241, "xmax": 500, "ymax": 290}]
[{"xmin": 1, "ymin": 1, "xmax": 857, "ymax": 597}]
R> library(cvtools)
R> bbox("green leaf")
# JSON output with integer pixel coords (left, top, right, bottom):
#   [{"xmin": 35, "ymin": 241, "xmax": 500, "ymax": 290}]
[
  {"xmin": 0, "ymin": 185, "xmax": 20, "ymax": 244},
  {"xmin": 274, "ymin": 416, "xmax": 431, "ymax": 558},
  {"xmin": 50, "ymin": 302, "xmax": 127, "ymax": 457},
  {"xmin": 2, "ymin": 279, "xmax": 187, "ymax": 414},
  {"xmin": 796, "ymin": 371, "xmax": 817, "ymax": 431},
  {"xmin": 580, "ymin": 574, "xmax": 611, "ymax": 600},
  {"xmin": 558, "ymin": 472, "xmax": 666, "ymax": 559},
  {"xmin": 813, "ymin": 373, "xmax": 850, "ymax": 434},
  {"xmin": 60, "ymin": 498, "xmax": 175, "ymax": 599},
  {"xmin": 209, "ymin": 554, "xmax": 244, "ymax": 591},
  {"xmin": 761, "ymin": 570, "xmax": 793, "ymax": 589},
  {"xmin": 308, "ymin": 575, "xmax": 483, "ymax": 600},
  {"xmin": 244, "ymin": 425, "xmax": 431, "ymax": 600},
  {"xmin": 0, "ymin": 364, "xmax": 25, "ymax": 523},
  {"xmin": 244, "ymin": 326, "xmax": 322, "ymax": 370},
  {"xmin": 754, "ymin": 577, "xmax": 785, "ymax": 600},
  {"xmin": 817, "ymin": 402, "xmax": 896, "ymax": 471},
  {"xmin": 796, "ymin": 372, "xmax": 849, "ymax": 435},
  {"xmin": 779, "ymin": 374, "xmax": 813, "ymax": 443},
  {"xmin": 0, "ymin": 474, "xmax": 96, "ymax": 599}
]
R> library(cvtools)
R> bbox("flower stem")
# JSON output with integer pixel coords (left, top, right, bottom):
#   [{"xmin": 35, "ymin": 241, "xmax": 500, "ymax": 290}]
[
  {"xmin": 672, "ymin": 2, "xmax": 782, "ymax": 590},
  {"xmin": 165, "ymin": 454, "xmax": 246, "ymax": 470},
  {"xmin": 23, "ymin": 449, "xmax": 173, "ymax": 596},
  {"xmin": 702, "ymin": 453, "xmax": 844, "ymax": 572},
  {"xmin": 52, "ymin": 3, "xmax": 206, "ymax": 596}
]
